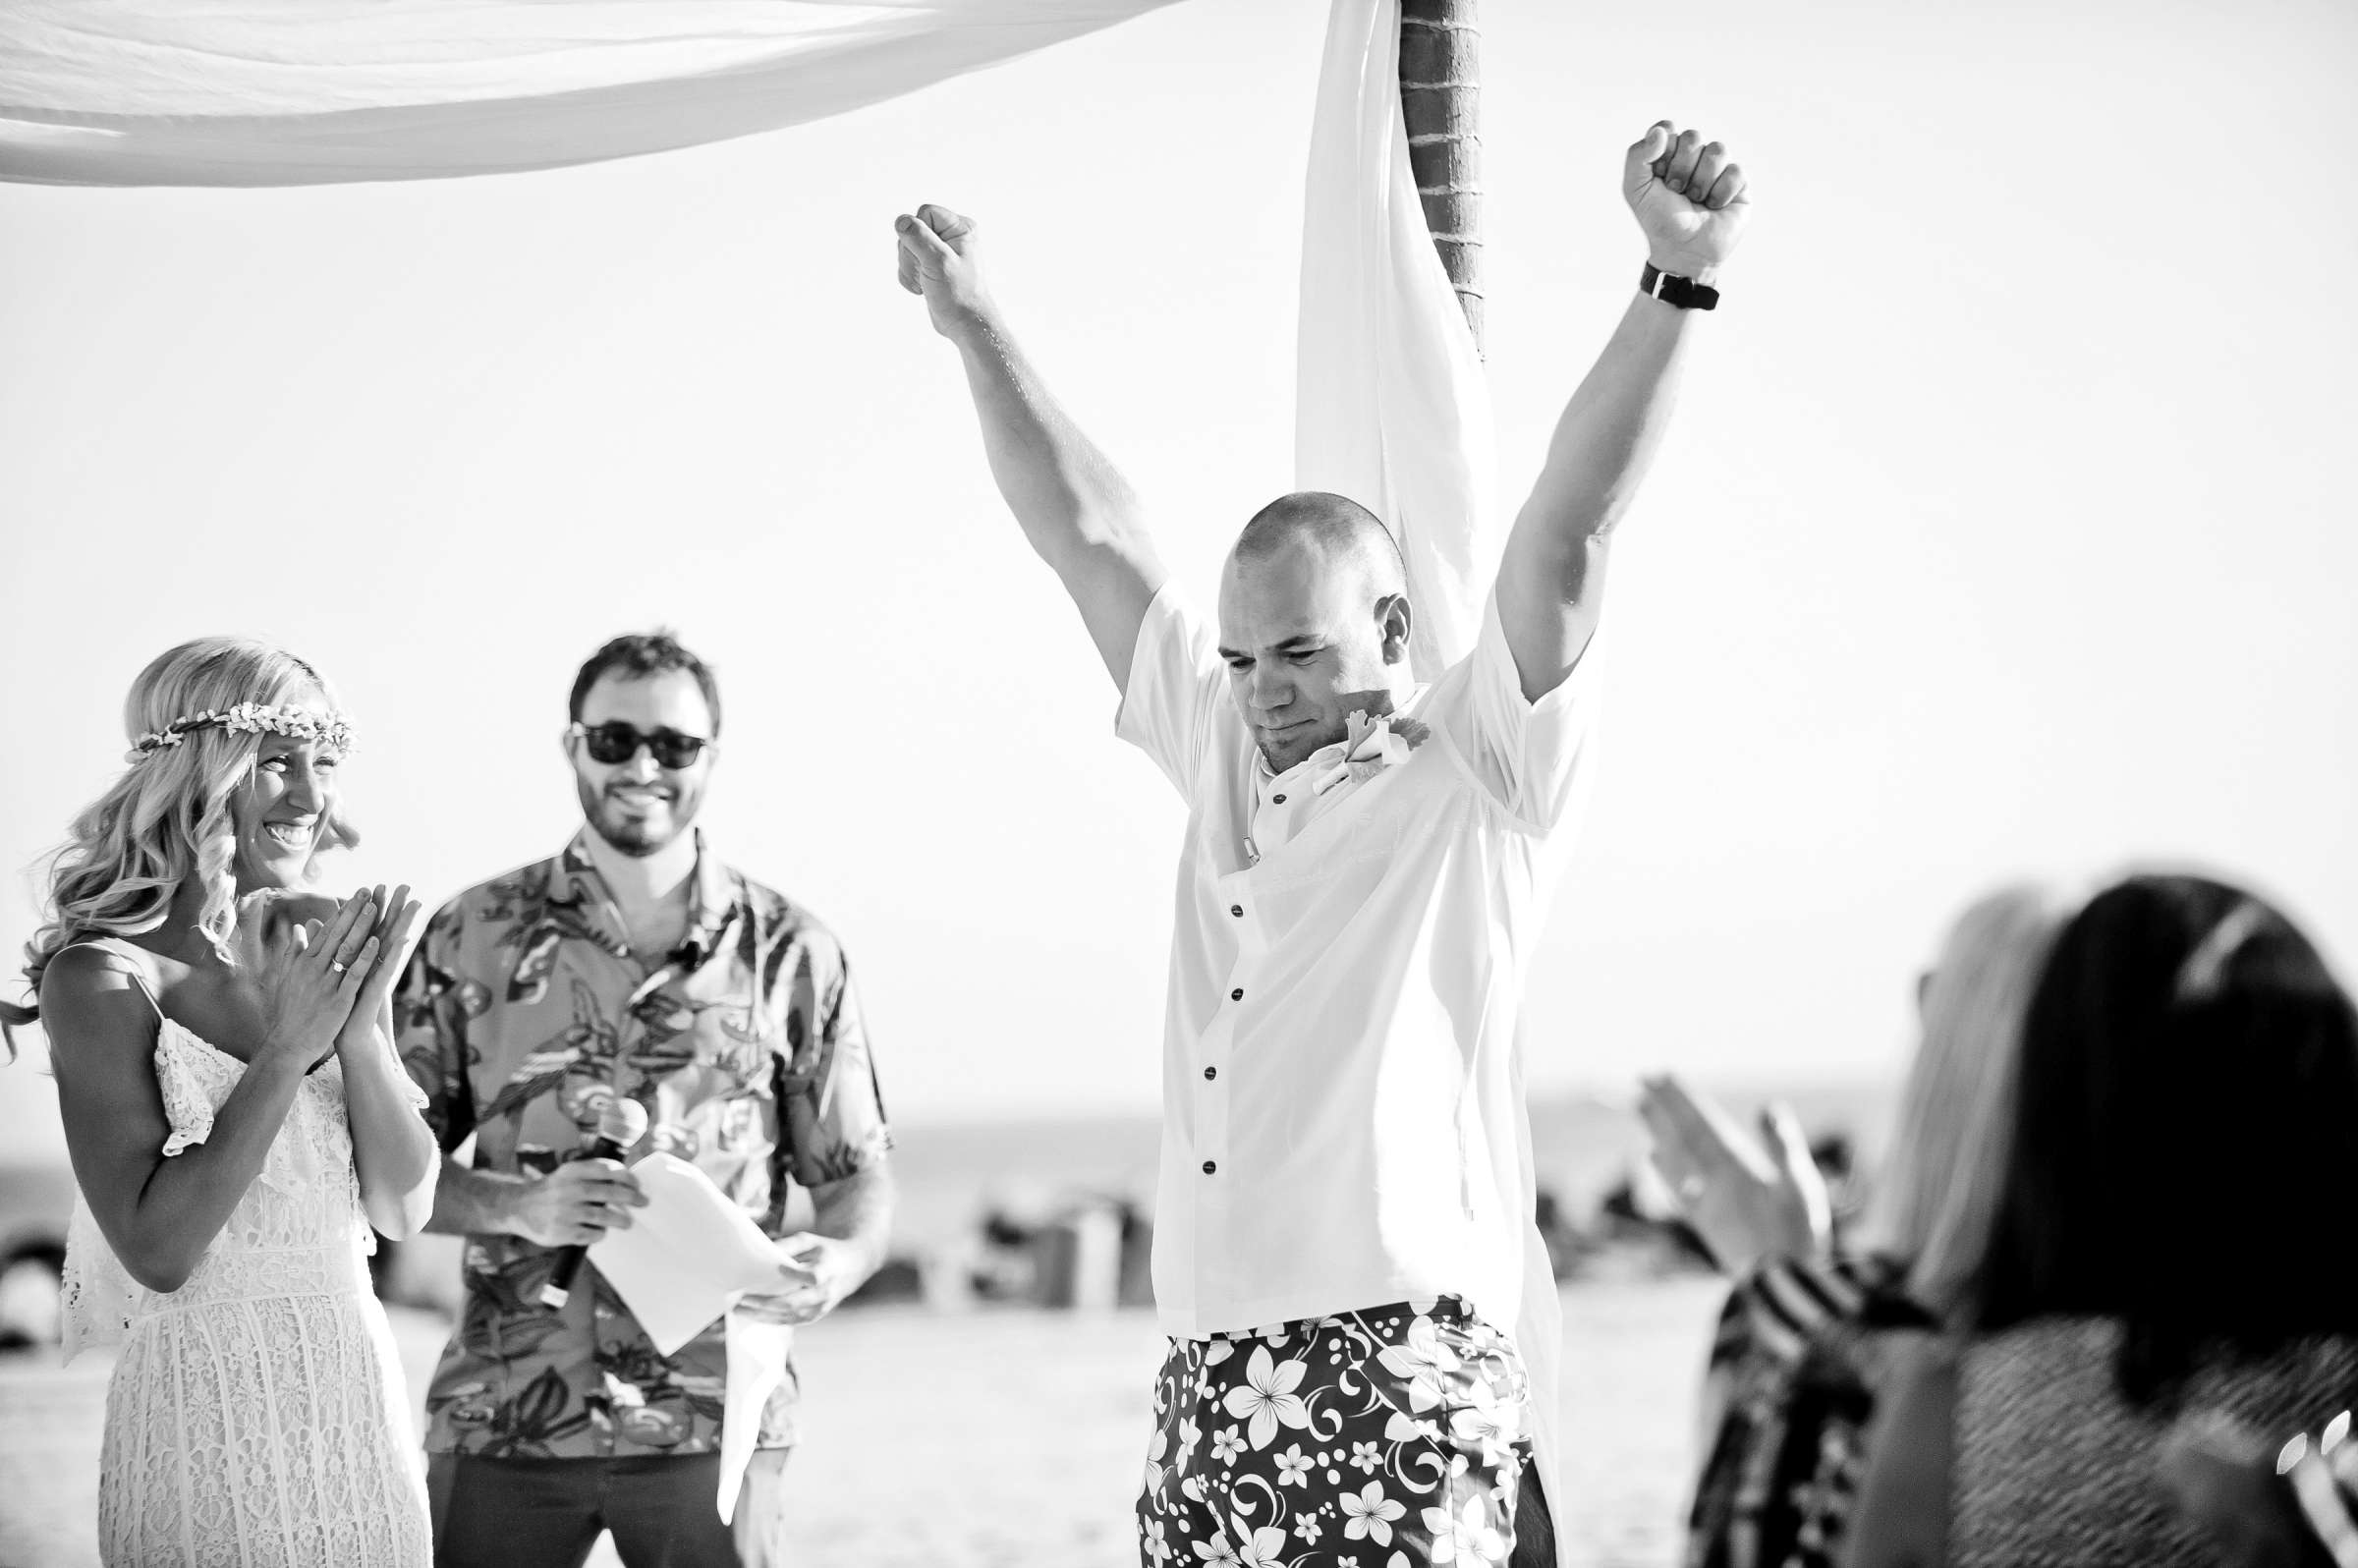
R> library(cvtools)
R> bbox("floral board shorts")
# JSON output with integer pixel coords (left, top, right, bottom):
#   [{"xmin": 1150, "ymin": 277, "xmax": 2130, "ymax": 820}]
[{"xmin": 1136, "ymin": 1296, "xmax": 1533, "ymax": 1568}]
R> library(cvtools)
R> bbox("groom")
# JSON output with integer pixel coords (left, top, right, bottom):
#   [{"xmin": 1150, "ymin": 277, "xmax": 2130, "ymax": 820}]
[{"xmin": 895, "ymin": 120, "xmax": 1749, "ymax": 1564}]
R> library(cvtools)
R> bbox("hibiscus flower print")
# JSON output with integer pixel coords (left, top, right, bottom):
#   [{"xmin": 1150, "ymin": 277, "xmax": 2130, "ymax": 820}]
[
  {"xmin": 1349, "ymin": 1439, "xmax": 1383, "ymax": 1474},
  {"xmin": 1340, "ymin": 1481, "xmax": 1407, "ymax": 1545},
  {"xmin": 1420, "ymin": 1494, "xmax": 1505, "ymax": 1564},
  {"xmin": 1211, "ymin": 1426, "xmax": 1247, "ymax": 1466},
  {"xmin": 1293, "ymin": 1513, "xmax": 1322, "ymax": 1544},
  {"xmin": 1222, "ymin": 1345, "xmax": 1313, "ymax": 1449},
  {"xmin": 1230, "ymin": 1519, "xmax": 1292, "ymax": 1568},
  {"xmin": 1373, "ymin": 1315, "xmax": 1461, "ymax": 1412},
  {"xmin": 1143, "ymin": 1519, "xmax": 1175, "ymax": 1564},
  {"xmin": 1145, "ymin": 1428, "xmax": 1169, "ymax": 1495},
  {"xmin": 1273, "ymin": 1443, "xmax": 1314, "ymax": 1486},
  {"xmin": 1448, "ymin": 1379, "xmax": 1522, "ymax": 1469}
]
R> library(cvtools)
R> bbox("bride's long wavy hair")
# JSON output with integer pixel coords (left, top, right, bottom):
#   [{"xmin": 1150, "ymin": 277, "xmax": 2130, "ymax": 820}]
[{"xmin": 1, "ymin": 638, "xmax": 357, "ymax": 1046}]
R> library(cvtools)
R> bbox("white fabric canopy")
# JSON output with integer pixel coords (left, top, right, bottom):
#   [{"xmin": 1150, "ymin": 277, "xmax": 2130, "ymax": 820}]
[{"xmin": 0, "ymin": 1, "xmax": 1180, "ymax": 187}]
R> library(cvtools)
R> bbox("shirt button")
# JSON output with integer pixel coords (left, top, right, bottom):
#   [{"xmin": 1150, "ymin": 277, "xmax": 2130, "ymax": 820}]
[
  {"xmin": 1202, "ymin": 1160, "xmax": 1217, "ymax": 1175},
  {"xmin": 1229, "ymin": 905, "xmax": 1243, "ymax": 919},
  {"xmin": 1204, "ymin": 1066, "xmax": 1217, "ymax": 1081},
  {"xmin": 1273, "ymin": 794, "xmax": 1287, "ymax": 805},
  {"xmin": 1230, "ymin": 987, "xmax": 1244, "ymax": 1001}
]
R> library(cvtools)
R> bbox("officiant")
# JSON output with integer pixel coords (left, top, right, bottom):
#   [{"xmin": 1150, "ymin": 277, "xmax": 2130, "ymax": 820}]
[{"xmin": 395, "ymin": 629, "xmax": 895, "ymax": 1568}]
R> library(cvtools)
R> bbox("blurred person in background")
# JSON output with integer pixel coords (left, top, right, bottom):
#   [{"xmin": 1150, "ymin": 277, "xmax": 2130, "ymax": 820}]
[
  {"xmin": 1845, "ymin": 872, "xmax": 2358, "ymax": 1567},
  {"xmin": 1, "ymin": 637, "xmax": 437, "ymax": 1566},
  {"xmin": 1645, "ymin": 881, "xmax": 2072, "ymax": 1568}
]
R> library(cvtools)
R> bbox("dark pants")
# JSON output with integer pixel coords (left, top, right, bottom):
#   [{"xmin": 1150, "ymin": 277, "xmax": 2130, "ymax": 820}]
[{"xmin": 428, "ymin": 1451, "xmax": 755, "ymax": 1568}]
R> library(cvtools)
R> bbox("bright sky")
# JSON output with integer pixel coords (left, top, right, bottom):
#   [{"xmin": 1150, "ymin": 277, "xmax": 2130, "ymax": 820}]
[{"xmin": 3, "ymin": 0, "xmax": 2354, "ymax": 1154}]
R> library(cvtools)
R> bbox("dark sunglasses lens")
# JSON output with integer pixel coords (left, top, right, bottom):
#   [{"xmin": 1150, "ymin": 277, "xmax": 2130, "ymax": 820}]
[
  {"xmin": 584, "ymin": 725, "xmax": 643, "ymax": 764},
  {"xmin": 648, "ymin": 734, "xmax": 705, "ymax": 769}
]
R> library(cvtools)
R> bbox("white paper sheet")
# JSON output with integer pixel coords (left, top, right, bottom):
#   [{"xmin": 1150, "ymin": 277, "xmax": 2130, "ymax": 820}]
[
  {"xmin": 589, "ymin": 1151, "xmax": 786, "ymax": 1354},
  {"xmin": 589, "ymin": 1151, "xmax": 797, "ymax": 1522}
]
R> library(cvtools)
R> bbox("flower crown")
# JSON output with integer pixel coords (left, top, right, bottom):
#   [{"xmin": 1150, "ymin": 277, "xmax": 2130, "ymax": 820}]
[{"xmin": 128, "ymin": 702, "xmax": 358, "ymax": 762}]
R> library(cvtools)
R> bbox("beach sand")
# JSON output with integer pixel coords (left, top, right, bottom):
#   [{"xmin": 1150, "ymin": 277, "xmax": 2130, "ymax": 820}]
[{"xmin": 0, "ymin": 1276, "xmax": 1724, "ymax": 1567}]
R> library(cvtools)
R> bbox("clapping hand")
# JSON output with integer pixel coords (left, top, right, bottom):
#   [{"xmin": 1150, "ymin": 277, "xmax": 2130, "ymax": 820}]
[
  {"xmin": 251, "ymin": 891, "xmax": 382, "ymax": 1073},
  {"xmin": 1637, "ymin": 1074, "xmax": 1831, "ymax": 1276},
  {"xmin": 1624, "ymin": 121, "xmax": 1750, "ymax": 279},
  {"xmin": 330, "ymin": 884, "xmax": 421, "ymax": 1060}
]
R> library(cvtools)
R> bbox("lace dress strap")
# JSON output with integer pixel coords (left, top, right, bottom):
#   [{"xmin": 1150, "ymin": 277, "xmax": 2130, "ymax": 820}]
[{"xmin": 64, "ymin": 937, "xmax": 215, "ymax": 1154}]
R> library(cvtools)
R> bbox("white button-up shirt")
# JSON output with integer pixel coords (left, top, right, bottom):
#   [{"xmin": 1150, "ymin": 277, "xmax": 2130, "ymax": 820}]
[{"xmin": 1119, "ymin": 582, "xmax": 1603, "ymax": 1339}]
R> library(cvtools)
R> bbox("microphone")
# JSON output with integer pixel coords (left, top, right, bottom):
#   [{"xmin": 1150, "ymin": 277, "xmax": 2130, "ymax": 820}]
[{"xmin": 536, "ymin": 1097, "xmax": 650, "ymax": 1310}]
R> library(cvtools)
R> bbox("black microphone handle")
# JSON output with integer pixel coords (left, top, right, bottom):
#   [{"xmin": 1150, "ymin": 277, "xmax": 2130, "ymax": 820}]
[{"xmin": 536, "ymin": 1136, "xmax": 634, "ymax": 1309}]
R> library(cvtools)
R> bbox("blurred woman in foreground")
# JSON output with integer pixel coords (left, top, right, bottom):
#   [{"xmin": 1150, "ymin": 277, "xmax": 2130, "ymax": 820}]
[
  {"xmin": 2, "ymin": 638, "xmax": 437, "ymax": 1566},
  {"xmin": 1847, "ymin": 874, "xmax": 2358, "ymax": 1566},
  {"xmin": 1647, "ymin": 882, "xmax": 2072, "ymax": 1568}
]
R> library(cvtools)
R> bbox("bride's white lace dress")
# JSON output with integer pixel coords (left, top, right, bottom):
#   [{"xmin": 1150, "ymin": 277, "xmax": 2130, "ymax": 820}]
[{"xmin": 63, "ymin": 969, "xmax": 433, "ymax": 1566}]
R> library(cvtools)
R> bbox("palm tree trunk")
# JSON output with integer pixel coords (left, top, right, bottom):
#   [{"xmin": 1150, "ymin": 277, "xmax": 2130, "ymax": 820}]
[{"xmin": 1400, "ymin": 0, "xmax": 1482, "ymax": 355}]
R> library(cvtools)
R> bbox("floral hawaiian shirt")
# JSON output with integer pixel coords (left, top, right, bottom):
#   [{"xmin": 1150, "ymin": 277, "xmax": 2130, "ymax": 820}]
[{"xmin": 395, "ymin": 831, "xmax": 891, "ymax": 1460}]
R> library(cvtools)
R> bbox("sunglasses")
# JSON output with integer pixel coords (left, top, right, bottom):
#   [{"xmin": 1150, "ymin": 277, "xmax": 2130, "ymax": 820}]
[{"xmin": 568, "ymin": 721, "xmax": 714, "ymax": 770}]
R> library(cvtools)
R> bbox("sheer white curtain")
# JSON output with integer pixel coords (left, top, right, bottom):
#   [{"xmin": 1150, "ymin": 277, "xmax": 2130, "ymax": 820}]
[
  {"xmin": 1299, "ymin": 11, "xmax": 1565, "ymax": 1560},
  {"xmin": 0, "ymin": 1, "xmax": 1183, "ymax": 187}
]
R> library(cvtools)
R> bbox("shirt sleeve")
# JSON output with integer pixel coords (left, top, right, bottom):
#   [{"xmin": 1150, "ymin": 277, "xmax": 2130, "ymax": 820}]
[
  {"xmin": 780, "ymin": 947, "xmax": 892, "ymax": 1191},
  {"xmin": 1113, "ymin": 582, "xmax": 1229, "ymax": 805},
  {"xmin": 393, "ymin": 898, "xmax": 477, "ymax": 1153},
  {"xmin": 1423, "ymin": 589, "xmax": 1606, "ymax": 835}
]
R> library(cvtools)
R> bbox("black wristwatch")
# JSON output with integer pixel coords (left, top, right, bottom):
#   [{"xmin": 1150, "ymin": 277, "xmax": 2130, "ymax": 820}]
[{"xmin": 1641, "ymin": 262, "xmax": 1719, "ymax": 310}]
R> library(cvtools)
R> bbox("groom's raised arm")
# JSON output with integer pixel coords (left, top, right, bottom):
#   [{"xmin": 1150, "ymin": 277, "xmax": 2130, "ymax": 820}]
[
  {"xmin": 896, "ymin": 204, "xmax": 1169, "ymax": 696},
  {"xmin": 1493, "ymin": 122, "xmax": 1751, "ymax": 701}
]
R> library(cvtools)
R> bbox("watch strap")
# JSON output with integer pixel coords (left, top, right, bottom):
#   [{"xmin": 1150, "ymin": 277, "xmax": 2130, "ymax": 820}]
[{"xmin": 1641, "ymin": 262, "xmax": 1719, "ymax": 310}]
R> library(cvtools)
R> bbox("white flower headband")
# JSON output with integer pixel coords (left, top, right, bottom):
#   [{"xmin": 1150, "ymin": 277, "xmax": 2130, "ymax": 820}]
[{"xmin": 128, "ymin": 701, "xmax": 358, "ymax": 763}]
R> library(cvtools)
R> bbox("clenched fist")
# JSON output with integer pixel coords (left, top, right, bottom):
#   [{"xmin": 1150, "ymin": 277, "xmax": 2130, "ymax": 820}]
[
  {"xmin": 893, "ymin": 203, "xmax": 993, "ymax": 338},
  {"xmin": 1625, "ymin": 121, "xmax": 1751, "ymax": 280}
]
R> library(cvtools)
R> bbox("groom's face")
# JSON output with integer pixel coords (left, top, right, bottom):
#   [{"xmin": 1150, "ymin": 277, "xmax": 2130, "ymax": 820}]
[{"xmin": 1216, "ymin": 538, "xmax": 1406, "ymax": 775}]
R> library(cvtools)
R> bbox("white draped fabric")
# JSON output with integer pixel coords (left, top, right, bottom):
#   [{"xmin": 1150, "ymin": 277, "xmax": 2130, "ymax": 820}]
[
  {"xmin": 6, "ymin": 1, "xmax": 1566, "ymax": 1557},
  {"xmin": 0, "ymin": 1, "xmax": 1181, "ymax": 187},
  {"xmin": 1299, "ymin": 11, "xmax": 1568, "ymax": 1564}
]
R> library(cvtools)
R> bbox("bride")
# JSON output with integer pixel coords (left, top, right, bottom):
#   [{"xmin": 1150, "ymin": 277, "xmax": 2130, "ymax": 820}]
[{"xmin": 1, "ymin": 636, "xmax": 438, "ymax": 1566}]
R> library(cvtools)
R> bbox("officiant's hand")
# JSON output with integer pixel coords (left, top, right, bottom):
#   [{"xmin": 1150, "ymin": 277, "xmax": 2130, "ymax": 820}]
[
  {"xmin": 506, "ymin": 1159, "xmax": 646, "ymax": 1249},
  {"xmin": 735, "ymin": 1233, "xmax": 863, "ymax": 1325}
]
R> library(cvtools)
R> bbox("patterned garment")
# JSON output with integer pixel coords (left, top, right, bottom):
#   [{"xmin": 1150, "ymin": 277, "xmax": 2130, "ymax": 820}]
[
  {"xmin": 395, "ymin": 830, "xmax": 891, "ymax": 1461},
  {"xmin": 1137, "ymin": 1297, "xmax": 1532, "ymax": 1568},
  {"xmin": 1951, "ymin": 1318, "xmax": 2358, "ymax": 1568},
  {"xmin": 1684, "ymin": 1253, "xmax": 1936, "ymax": 1568}
]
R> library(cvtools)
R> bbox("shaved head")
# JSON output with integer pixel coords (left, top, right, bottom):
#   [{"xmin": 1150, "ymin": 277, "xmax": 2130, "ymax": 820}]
[
  {"xmin": 1217, "ymin": 491, "xmax": 1416, "ymax": 773},
  {"xmin": 1230, "ymin": 491, "xmax": 1408, "ymax": 598}
]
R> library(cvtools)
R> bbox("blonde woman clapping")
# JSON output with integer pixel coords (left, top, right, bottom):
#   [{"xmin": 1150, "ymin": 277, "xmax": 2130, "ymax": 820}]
[{"xmin": 3, "ymin": 637, "xmax": 437, "ymax": 1567}]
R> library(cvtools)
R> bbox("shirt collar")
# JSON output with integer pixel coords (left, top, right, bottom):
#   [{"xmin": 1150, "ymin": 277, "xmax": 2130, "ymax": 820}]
[{"xmin": 557, "ymin": 828, "xmax": 738, "ymax": 968}]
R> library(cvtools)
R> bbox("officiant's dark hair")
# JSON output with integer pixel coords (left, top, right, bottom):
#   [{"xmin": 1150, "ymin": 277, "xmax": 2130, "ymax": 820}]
[
  {"xmin": 568, "ymin": 630, "xmax": 722, "ymax": 737},
  {"xmin": 1977, "ymin": 871, "xmax": 2358, "ymax": 1398}
]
